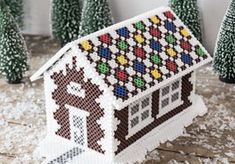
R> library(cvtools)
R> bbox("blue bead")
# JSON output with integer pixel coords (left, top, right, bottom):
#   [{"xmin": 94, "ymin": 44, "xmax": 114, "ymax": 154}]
[
  {"xmin": 117, "ymin": 27, "xmax": 129, "ymax": 38},
  {"xmin": 99, "ymin": 47, "xmax": 111, "ymax": 59},
  {"xmin": 181, "ymin": 53, "xmax": 192, "ymax": 65},
  {"xmin": 115, "ymin": 85, "xmax": 127, "ymax": 97},
  {"xmin": 134, "ymin": 61, "xmax": 146, "ymax": 73},
  {"xmin": 164, "ymin": 21, "xmax": 176, "ymax": 32},
  {"xmin": 150, "ymin": 39, "xmax": 161, "ymax": 52}
]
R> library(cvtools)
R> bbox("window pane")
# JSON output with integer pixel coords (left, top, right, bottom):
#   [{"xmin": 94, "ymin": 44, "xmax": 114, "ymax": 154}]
[
  {"xmin": 141, "ymin": 110, "xmax": 150, "ymax": 120},
  {"xmin": 71, "ymin": 85, "xmax": 80, "ymax": 92},
  {"xmin": 131, "ymin": 104, "xmax": 139, "ymax": 115},
  {"xmin": 162, "ymin": 86, "xmax": 170, "ymax": 96},
  {"xmin": 131, "ymin": 117, "xmax": 139, "ymax": 128},
  {"xmin": 172, "ymin": 80, "xmax": 180, "ymax": 91},
  {"xmin": 171, "ymin": 92, "xmax": 179, "ymax": 102},
  {"xmin": 142, "ymin": 97, "xmax": 150, "ymax": 108},
  {"xmin": 161, "ymin": 98, "xmax": 169, "ymax": 108},
  {"xmin": 74, "ymin": 131, "xmax": 85, "ymax": 145},
  {"xmin": 67, "ymin": 82, "xmax": 85, "ymax": 98},
  {"xmin": 73, "ymin": 115, "xmax": 83, "ymax": 129}
]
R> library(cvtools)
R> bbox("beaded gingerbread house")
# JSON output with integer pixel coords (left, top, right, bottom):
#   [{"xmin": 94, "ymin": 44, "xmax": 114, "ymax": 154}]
[{"xmin": 31, "ymin": 7, "xmax": 212, "ymax": 164}]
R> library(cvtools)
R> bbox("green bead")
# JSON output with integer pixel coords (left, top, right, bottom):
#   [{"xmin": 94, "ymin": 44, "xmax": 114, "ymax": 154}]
[
  {"xmin": 98, "ymin": 63, "xmax": 109, "ymax": 74},
  {"xmin": 135, "ymin": 21, "xmax": 145, "ymax": 30},
  {"xmin": 166, "ymin": 34, "xmax": 176, "ymax": 44},
  {"xmin": 151, "ymin": 54, "xmax": 161, "ymax": 64},
  {"xmin": 196, "ymin": 47, "xmax": 205, "ymax": 57},
  {"xmin": 118, "ymin": 40, "xmax": 128, "ymax": 50},
  {"xmin": 134, "ymin": 78, "xmax": 145, "ymax": 88}
]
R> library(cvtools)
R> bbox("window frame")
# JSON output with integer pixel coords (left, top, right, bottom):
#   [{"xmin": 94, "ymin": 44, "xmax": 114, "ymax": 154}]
[
  {"xmin": 158, "ymin": 78, "xmax": 183, "ymax": 117},
  {"xmin": 127, "ymin": 94, "xmax": 154, "ymax": 139}
]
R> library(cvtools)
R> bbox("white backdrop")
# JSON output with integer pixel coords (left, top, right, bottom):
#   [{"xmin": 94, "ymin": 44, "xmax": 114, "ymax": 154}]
[
  {"xmin": 22, "ymin": 0, "xmax": 230, "ymax": 54},
  {"xmin": 23, "ymin": 0, "xmax": 50, "ymax": 35}
]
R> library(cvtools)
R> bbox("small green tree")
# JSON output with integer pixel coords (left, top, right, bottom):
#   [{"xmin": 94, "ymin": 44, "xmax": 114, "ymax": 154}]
[
  {"xmin": 213, "ymin": 0, "xmax": 235, "ymax": 83},
  {"xmin": 79, "ymin": 0, "xmax": 114, "ymax": 37},
  {"xmin": 0, "ymin": 0, "xmax": 28, "ymax": 84},
  {"xmin": 169, "ymin": 0, "xmax": 202, "ymax": 42},
  {"xmin": 52, "ymin": 0, "xmax": 83, "ymax": 46},
  {"xmin": 4, "ymin": 0, "xmax": 24, "ymax": 28}
]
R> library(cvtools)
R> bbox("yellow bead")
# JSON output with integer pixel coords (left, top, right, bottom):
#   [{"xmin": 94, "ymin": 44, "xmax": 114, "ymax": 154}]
[
  {"xmin": 151, "ymin": 69, "xmax": 161, "ymax": 79},
  {"xmin": 117, "ymin": 55, "xmax": 128, "ymax": 65},
  {"xmin": 150, "ymin": 16, "xmax": 160, "ymax": 24},
  {"xmin": 180, "ymin": 28, "xmax": 190, "ymax": 37},
  {"xmin": 81, "ymin": 40, "xmax": 92, "ymax": 51},
  {"xmin": 134, "ymin": 34, "xmax": 145, "ymax": 44},
  {"xmin": 167, "ymin": 48, "xmax": 177, "ymax": 57}
]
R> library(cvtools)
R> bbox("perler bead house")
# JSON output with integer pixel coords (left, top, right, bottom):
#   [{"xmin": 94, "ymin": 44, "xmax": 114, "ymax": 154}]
[{"xmin": 31, "ymin": 7, "xmax": 212, "ymax": 164}]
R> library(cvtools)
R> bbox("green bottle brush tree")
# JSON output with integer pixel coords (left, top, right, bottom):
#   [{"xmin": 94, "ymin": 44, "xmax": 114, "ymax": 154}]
[
  {"xmin": 213, "ymin": 0, "xmax": 235, "ymax": 84},
  {"xmin": 79, "ymin": 0, "xmax": 114, "ymax": 37},
  {"xmin": 51, "ymin": 0, "xmax": 83, "ymax": 46},
  {"xmin": 4, "ymin": 0, "xmax": 24, "ymax": 28},
  {"xmin": 0, "ymin": 0, "xmax": 28, "ymax": 84}
]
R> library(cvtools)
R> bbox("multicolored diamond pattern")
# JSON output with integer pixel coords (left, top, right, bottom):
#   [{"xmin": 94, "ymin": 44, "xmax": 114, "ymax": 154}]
[{"xmin": 78, "ymin": 9, "xmax": 209, "ymax": 102}]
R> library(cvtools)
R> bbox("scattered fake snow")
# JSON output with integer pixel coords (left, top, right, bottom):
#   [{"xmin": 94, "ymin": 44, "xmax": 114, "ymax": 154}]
[
  {"xmin": 0, "ymin": 81, "xmax": 46, "ymax": 163},
  {"xmin": 0, "ymin": 54, "xmax": 51, "ymax": 163}
]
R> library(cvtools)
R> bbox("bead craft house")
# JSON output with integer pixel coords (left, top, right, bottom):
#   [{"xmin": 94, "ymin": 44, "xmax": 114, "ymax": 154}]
[{"xmin": 31, "ymin": 7, "xmax": 212, "ymax": 164}]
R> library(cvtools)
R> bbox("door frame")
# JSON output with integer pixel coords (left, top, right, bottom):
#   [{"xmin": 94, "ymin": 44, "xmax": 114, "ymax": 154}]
[{"xmin": 65, "ymin": 104, "xmax": 90, "ymax": 148}]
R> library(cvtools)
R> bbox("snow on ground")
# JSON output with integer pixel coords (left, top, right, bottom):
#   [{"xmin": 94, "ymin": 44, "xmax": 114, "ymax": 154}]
[
  {"xmin": 0, "ymin": 82, "xmax": 46, "ymax": 163},
  {"xmin": 0, "ymin": 54, "xmax": 51, "ymax": 164}
]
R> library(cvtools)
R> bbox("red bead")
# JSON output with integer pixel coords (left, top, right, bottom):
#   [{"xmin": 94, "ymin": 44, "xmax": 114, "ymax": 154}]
[
  {"xmin": 149, "ymin": 27, "xmax": 161, "ymax": 38},
  {"xmin": 164, "ymin": 11, "xmax": 175, "ymax": 19},
  {"xmin": 180, "ymin": 40, "xmax": 192, "ymax": 51},
  {"xmin": 134, "ymin": 47, "xmax": 145, "ymax": 58},
  {"xmin": 99, "ymin": 34, "xmax": 112, "ymax": 44},
  {"xmin": 166, "ymin": 61, "xmax": 177, "ymax": 72},
  {"xmin": 116, "ymin": 70, "xmax": 127, "ymax": 81}
]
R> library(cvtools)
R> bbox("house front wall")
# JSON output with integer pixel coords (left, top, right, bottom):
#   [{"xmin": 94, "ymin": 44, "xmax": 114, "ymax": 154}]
[
  {"xmin": 44, "ymin": 50, "xmax": 106, "ymax": 154},
  {"xmin": 114, "ymin": 72, "xmax": 193, "ymax": 155}
]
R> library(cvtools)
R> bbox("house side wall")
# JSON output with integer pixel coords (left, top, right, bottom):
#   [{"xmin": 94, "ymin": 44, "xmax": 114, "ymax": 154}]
[{"xmin": 114, "ymin": 73, "xmax": 193, "ymax": 155}]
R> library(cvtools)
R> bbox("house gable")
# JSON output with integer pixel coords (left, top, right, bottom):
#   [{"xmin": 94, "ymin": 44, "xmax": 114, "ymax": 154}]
[{"xmin": 47, "ymin": 53, "xmax": 107, "ymax": 154}]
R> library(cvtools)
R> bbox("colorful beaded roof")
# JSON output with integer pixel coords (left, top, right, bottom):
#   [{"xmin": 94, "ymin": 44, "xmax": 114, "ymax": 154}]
[
  {"xmin": 31, "ymin": 7, "xmax": 212, "ymax": 108},
  {"xmin": 77, "ymin": 8, "xmax": 211, "ymax": 103}
]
